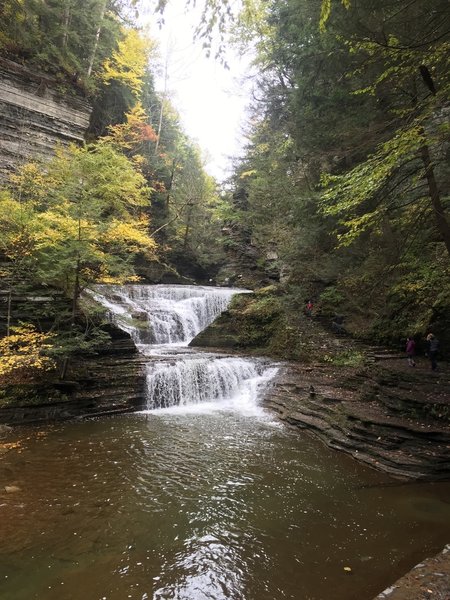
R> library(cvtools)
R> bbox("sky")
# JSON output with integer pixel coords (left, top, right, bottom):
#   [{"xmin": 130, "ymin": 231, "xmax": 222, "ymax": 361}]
[{"xmin": 142, "ymin": 2, "xmax": 254, "ymax": 181}]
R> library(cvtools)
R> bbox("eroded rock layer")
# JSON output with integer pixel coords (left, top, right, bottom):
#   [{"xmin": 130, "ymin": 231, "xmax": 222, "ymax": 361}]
[
  {"xmin": 0, "ymin": 331, "xmax": 146, "ymax": 425},
  {"xmin": 264, "ymin": 362, "xmax": 450, "ymax": 480},
  {"xmin": 0, "ymin": 58, "xmax": 91, "ymax": 180}
]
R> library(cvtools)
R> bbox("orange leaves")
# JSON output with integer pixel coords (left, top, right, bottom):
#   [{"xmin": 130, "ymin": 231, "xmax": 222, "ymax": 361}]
[
  {"xmin": 103, "ymin": 102, "xmax": 157, "ymax": 152},
  {"xmin": 139, "ymin": 123, "xmax": 158, "ymax": 144}
]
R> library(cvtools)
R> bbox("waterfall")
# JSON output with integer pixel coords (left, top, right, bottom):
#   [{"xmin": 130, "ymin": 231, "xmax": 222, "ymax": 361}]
[
  {"xmin": 90, "ymin": 284, "xmax": 246, "ymax": 346},
  {"xmin": 90, "ymin": 284, "xmax": 278, "ymax": 411},
  {"xmin": 146, "ymin": 356, "xmax": 274, "ymax": 409}
]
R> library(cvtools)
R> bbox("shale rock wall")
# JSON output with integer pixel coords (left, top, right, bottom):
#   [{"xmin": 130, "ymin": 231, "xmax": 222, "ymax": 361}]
[
  {"xmin": 0, "ymin": 58, "xmax": 91, "ymax": 180},
  {"xmin": 0, "ymin": 330, "xmax": 147, "ymax": 425},
  {"xmin": 191, "ymin": 291, "xmax": 450, "ymax": 480}
]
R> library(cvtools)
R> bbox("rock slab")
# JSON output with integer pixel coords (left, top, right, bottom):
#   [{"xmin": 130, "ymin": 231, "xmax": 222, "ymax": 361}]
[{"xmin": 374, "ymin": 544, "xmax": 450, "ymax": 599}]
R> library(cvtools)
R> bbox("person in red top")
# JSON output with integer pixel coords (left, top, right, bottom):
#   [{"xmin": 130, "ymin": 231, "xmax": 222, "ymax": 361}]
[
  {"xmin": 305, "ymin": 300, "xmax": 314, "ymax": 317},
  {"xmin": 405, "ymin": 337, "xmax": 416, "ymax": 367}
]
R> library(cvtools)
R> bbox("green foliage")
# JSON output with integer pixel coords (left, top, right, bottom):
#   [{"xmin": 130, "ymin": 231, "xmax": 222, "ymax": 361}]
[
  {"xmin": 221, "ymin": 292, "xmax": 283, "ymax": 349},
  {"xmin": 319, "ymin": 0, "xmax": 351, "ymax": 32},
  {"xmin": 0, "ymin": 139, "xmax": 159, "ymax": 366},
  {"xmin": 226, "ymin": 0, "xmax": 450, "ymax": 348},
  {"xmin": 319, "ymin": 287, "xmax": 344, "ymax": 315},
  {"xmin": 323, "ymin": 350, "xmax": 365, "ymax": 367},
  {"xmin": 0, "ymin": 0, "xmax": 124, "ymax": 90},
  {"xmin": 0, "ymin": 384, "xmax": 68, "ymax": 408},
  {"xmin": 321, "ymin": 125, "xmax": 425, "ymax": 244},
  {"xmin": 48, "ymin": 325, "xmax": 113, "ymax": 359},
  {"xmin": 1, "ymin": 143, "xmax": 156, "ymax": 301}
]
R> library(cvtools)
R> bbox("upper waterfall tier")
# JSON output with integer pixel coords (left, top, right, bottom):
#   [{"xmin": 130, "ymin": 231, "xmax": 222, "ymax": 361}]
[{"xmin": 90, "ymin": 284, "xmax": 248, "ymax": 346}]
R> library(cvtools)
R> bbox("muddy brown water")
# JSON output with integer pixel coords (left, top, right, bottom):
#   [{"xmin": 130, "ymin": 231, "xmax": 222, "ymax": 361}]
[{"xmin": 1, "ymin": 408, "xmax": 450, "ymax": 600}]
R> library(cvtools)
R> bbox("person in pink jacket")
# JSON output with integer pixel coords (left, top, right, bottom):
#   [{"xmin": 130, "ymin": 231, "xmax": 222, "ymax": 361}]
[{"xmin": 406, "ymin": 337, "xmax": 416, "ymax": 367}]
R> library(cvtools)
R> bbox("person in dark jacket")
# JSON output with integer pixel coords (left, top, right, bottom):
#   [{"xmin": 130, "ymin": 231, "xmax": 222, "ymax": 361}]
[
  {"xmin": 405, "ymin": 337, "xmax": 416, "ymax": 367},
  {"xmin": 426, "ymin": 333, "xmax": 439, "ymax": 371}
]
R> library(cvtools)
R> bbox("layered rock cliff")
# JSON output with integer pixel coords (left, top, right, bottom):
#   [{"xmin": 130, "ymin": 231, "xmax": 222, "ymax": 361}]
[
  {"xmin": 0, "ymin": 58, "xmax": 91, "ymax": 180},
  {"xmin": 0, "ymin": 329, "xmax": 147, "ymax": 425}
]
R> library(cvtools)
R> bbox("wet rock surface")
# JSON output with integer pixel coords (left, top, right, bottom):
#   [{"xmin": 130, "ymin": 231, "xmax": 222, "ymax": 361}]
[
  {"xmin": 262, "ymin": 347, "xmax": 450, "ymax": 599},
  {"xmin": 265, "ymin": 358, "xmax": 450, "ymax": 480},
  {"xmin": 0, "ymin": 333, "xmax": 147, "ymax": 425},
  {"xmin": 374, "ymin": 544, "xmax": 450, "ymax": 600},
  {"xmin": 0, "ymin": 355, "xmax": 147, "ymax": 425},
  {"xmin": 193, "ymin": 292, "xmax": 450, "ymax": 480}
]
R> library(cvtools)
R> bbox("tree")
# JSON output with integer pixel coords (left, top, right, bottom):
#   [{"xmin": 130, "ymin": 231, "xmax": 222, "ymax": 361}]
[
  {"xmin": 224, "ymin": 0, "xmax": 450, "ymax": 343},
  {"xmin": 321, "ymin": 0, "xmax": 450, "ymax": 256},
  {"xmin": 1, "ymin": 142, "xmax": 157, "ymax": 326},
  {"xmin": 101, "ymin": 27, "xmax": 154, "ymax": 97},
  {"xmin": 1, "ymin": 1, "xmax": 121, "ymax": 82}
]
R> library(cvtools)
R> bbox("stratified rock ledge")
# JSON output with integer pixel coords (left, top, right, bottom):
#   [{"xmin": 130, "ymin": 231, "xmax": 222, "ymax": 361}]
[
  {"xmin": 0, "ymin": 329, "xmax": 147, "ymax": 425},
  {"xmin": 264, "ymin": 361, "xmax": 450, "ymax": 481},
  {"xmin": 374, "ymin": 544, "xmax": 450, "ymax": 600}
]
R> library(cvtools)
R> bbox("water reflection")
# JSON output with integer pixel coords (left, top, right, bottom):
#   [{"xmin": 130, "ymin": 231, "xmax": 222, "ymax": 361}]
[{"xmin": 0, "ymin": 413, "xmax": 450, "ymax": 600}]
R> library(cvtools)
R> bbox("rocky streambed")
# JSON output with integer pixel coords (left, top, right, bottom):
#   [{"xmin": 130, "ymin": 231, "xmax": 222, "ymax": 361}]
[
  {"xmin": 374, "ymin": 544, "xmax": 450, "ymax": 600},
  {"xmin": 264, "ymin": 358, "xmax": 450, "ymax": 481}
]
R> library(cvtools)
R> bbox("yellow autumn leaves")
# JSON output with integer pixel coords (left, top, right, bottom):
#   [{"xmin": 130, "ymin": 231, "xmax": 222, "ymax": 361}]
[
  {"xmin": 101, "ymin": 29, "xmax": 154, "ymax": 98},
  {"xmin": 1, "ymin": 126, "xmax": 160, "ymax": 382},
  {"xmin": 1, "ymin": 142, "xmax": 158, "ymax": 296},
  {"xmin": 0, "ymin": 325, "xmax": 56, "ymax": 383}
]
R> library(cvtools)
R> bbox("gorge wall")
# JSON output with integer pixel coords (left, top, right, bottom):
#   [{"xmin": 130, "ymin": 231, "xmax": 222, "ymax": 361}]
[{"xmin": 0, "ymin": 58, "xmax": 91, "ymax": 181}]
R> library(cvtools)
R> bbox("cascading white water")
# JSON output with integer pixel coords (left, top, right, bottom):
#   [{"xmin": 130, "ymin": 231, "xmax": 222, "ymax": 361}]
[
  {"xmin": 90, "ymin": 284, "xmax": 278, "ymax": 411},
  {"xmin": 90, "ymin": 284, "xmax": 245, "ymax": 346},
  {"xmin": 146, "ymin": 356, "xmax": 274, "ymax": 409}
]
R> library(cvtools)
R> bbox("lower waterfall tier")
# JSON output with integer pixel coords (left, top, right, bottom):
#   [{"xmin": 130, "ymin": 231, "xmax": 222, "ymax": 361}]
[{"xmin": 145, "ymin": 355, "xmax": 277, "ymax": 410}]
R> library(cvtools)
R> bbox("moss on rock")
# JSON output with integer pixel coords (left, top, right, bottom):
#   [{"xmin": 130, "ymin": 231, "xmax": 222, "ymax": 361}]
[
  {"xmin": 0, "ymin": 384, "xmax": 69, "ymax": 408},
  {"xmin": 190, "ymin": 288, "xmax": 315, "ymax": 361}
]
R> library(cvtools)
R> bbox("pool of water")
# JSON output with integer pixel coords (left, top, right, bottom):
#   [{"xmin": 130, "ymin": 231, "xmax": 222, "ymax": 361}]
[{"xmin": 1, "ymin": 408, "xmax": 450, "ymax": 600}]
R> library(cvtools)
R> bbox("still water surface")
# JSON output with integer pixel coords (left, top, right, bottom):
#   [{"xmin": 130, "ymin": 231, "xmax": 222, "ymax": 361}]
[{"xmin": 1, "ymin": 407, "xmax": 450, "ymax": 600}]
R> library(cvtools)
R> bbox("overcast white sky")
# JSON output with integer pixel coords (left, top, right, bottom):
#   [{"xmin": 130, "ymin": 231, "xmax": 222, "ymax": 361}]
[{"xmin": 143, "ymin": 2, "xmax": 253, "ymax": 180}]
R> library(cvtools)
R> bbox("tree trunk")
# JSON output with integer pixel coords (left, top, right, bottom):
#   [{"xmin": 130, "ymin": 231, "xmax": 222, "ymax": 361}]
[
  {"xmin": 61, "ymin": 1, "xmax": 71, "ymax": 49},
  {"xmin": 165, "ymin": 158, "xmax": 176, "ymax": 210},
  {"xmin": 183, "ymin": 207, "xmax": 193, "ymax": 249},
  {"xmin": 6, "ymin": 290, "xmax": 12, "ymax": 337},
  {"xmin": 71, "ymin": 258, "xmax": 80, "ymax": 324},
  {"xmin": 86, "ymin": 0, "xmax": 107, "ymax": 78},
  {"xmin": 155, "ymin": 52, "xmax": 169, "ymax": 155},
  {"xmin": 420, "ymin": 143, "xmax": 450, "ymax": 257},
  {"xmin": 60, "ymin": 357, "xmax": 70, "ymax": 380}
]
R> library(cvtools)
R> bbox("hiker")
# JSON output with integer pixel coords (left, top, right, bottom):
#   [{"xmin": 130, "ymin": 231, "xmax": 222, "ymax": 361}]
[
  {"xmin": 405, "ymin": 337, "xmax": 416, "ymax": 367},
  {"xmin": 331, "ymin": 314, "xmax": 346, "ymax": 334},
  {"xmin": 426, "ymin": 333, "xmax": 439, "ymax": 371},
  {"xmin": 305, "ymin": 300, "xmax": 314, "ymax": 317}
]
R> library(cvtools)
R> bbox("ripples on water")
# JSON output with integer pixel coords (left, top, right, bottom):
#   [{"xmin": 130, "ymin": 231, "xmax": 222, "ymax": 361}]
[{"xmin": 1, "ymin": 409, "xmax": 450, "ymax": 600}]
